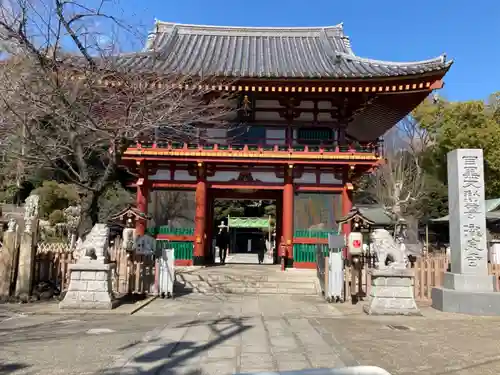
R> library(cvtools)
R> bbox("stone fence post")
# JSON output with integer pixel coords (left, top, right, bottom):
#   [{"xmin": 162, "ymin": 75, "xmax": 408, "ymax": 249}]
[
  {"xmin": 0, "ymin": 220, "xmax": 19, "ymax": 298},
  {"xmin": 15, "ymin": 195, "xmax": 40, "ymax": 299}
]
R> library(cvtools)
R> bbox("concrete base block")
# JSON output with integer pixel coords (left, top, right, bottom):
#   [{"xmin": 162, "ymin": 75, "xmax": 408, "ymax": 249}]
[
  {"xmin": 443, "ymin": 272, "xmax": 497, "ymax": 292},
  {"xmin": 364, "ymin": 268, "xmax": 421, "ymax": 316},
  {"xmin": 432, "ymin": 287, "xmax": 500, "ymax": 316},
  {"xmin": 59, "ymin": 262, "xmax": 117, "ymax": 310},
  {"xmin": 59, "ymin": 299, "xmax": 119, "ymax": 310}
]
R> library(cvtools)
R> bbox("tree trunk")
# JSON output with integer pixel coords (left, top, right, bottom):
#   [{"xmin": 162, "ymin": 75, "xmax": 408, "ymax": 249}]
[{"xmin": 77, "ymin": 190, "xmax": 100, "ymax": 240}]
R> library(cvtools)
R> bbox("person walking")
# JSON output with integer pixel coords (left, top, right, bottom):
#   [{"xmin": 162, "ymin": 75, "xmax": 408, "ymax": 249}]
[
  {"xmin": 216, "ymin": 223, "xmax": 230, "ymax": 265},
  {"xmin": 257, "ymin": 232, "xmax": 266, "ymax": 264}
]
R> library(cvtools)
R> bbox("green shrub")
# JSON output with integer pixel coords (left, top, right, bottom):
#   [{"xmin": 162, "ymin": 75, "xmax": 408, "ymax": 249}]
[
  {"xmin": 48, "ymin": 210, "xmax": 65, "ymax": 225},
  {"xmin": 31, "ymin": 181, "xmax": 80, "ymax": 218},
  {"xmin": 98, "ymin": 183, "xmax": 134, "ymax": 222}
]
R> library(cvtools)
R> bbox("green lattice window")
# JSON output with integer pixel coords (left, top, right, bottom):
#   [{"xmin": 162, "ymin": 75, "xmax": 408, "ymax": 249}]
[
  {"xmin": 157, "ymin": 240, "xmax": 193, "ymax": 260},
  {"xmin": 293, "ymin": 244, "xmax": 328, "ymax": 263},
  {"xmin": 294, "ymin": 229, "xmax": 338, "ymax": 239},
  {"xmin": 297, "ymin": 128, "xmax": 334, "ymax": 145},
  {"xmin": 157, "ymin": 227, "xmax": 195, "ymax": 235}
]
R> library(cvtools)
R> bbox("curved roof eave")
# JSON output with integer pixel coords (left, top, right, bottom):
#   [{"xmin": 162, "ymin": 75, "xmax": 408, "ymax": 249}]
[
  {"xmin": 70, "ymin": 51, "xmax": 451, "ymax": 82},
  {"xmin": 338, "ymin": 52, "xmax": 453, "ymax": 69}
]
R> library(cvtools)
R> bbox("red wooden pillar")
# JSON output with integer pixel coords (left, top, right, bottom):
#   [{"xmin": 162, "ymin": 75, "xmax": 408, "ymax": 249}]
[
  {"xmin": 194, "ymin": 163, "xmax": 207, "ymax": 266},
  {"xmin": 205, "ymin": 191, "xmax": 214, "ymax": 264},
  {"xmin": 342, "ymin": 181, "xmax": 353, "ymax": 259},
  {"xmin": 275, "ymin": 194, "xmax": 283, "ymax": 265},
  {"xmin": 135, "ymin": 161, "xmax": 148, "ymax": 236},
  {"xmin": 282, "ymin": 165, "xmax": 294, "ymax": 267},
  {"xmin": 341, "ymin": 186, "xmax": 353, "ymax": 235}
]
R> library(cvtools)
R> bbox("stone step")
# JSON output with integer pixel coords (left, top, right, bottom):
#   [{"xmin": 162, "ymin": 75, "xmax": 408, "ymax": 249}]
[
  {"xmin": 174, "ymin": 279, "xmax": 319, "ymax": 296},
  {"xmin": 175, "ymin": 285, "xmax": 319, "ymax": 295},
  {"xmin": 176, "ymin": 273, "xmax": 317, "ymax": 283},
  {"xmin": 174, "ymin": 266, "xmax": 319, "ymax": 295},
  {"xmin": 180, "ymin": 277, "xmax": 317, "ymax": 286},
  {"xmin": 177, "ymin": 279, "xmax": 317, "ymax": 290},
  {"xmin": 176, "ymin": 266, "xmax": 316, "ymax": 275}
]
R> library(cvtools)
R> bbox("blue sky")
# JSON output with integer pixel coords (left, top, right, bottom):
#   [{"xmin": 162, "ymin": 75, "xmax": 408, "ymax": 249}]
[{"xmin": 118, "ymin": 0, "xmax": 499, "ymax": 102}]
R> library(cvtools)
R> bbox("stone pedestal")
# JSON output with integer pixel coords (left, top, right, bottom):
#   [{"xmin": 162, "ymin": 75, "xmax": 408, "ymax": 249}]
[
  {"xmin": 364, "ymin": 269, "xmax": 421, "ymax": 316},
  {"xmin": 432, "ymin": 149, "xmax": 500, "ymax": 315},
  {"xmin": 432, "ymin": 273, "xmax": 500, "ymax": 315},
  {"xmin": 59, "ymin": 262, "xmax": 118, "ymax": 310}
]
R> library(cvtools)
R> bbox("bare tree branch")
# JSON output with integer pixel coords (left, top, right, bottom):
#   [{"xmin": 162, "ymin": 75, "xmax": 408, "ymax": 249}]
[
  {"xmin": 368, "ymin": 116, "xmax": 429, "ymax": 238},
  {"xmin": 0, "ymin": 0, "xmax": 235, "ymax": 236}
]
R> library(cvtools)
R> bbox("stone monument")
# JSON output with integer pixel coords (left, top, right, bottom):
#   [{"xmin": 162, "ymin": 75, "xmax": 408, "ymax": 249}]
[
  {"xmin": 63, "ymin": 205, "xmax": 81, "ymax": 250},
  {"xmin": 15, "ymin": 195, "xmax": 40, "ymax": 299},
  {"xmin": 59, "ymin": 224, "xmax": 118, "ymax": 310},
  {"xmin": 432, "ymin": 149, "xmax": 500, "ymax": 315},
  {"xmin": 364, "ymin": 229, "xmax": 421, "ymax": 316}
]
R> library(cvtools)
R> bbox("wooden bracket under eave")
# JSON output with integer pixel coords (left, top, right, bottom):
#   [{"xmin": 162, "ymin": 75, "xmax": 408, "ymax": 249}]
[{"xmin": 430, "ymin": 79, "xmax": 444, "ymax": 90}]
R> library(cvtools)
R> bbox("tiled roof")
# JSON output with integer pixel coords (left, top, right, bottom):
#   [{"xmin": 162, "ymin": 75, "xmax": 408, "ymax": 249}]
[
  {"xmin": 337, "ymin": 206, "xmax": 394, "ymax": 226},
  {"xmin": 432, "ymin": 198, "xmax": 500, "ymax": 223},
  {"xmin": 112, "ymin": 21, "xmax": 452, "ymax": 79}
]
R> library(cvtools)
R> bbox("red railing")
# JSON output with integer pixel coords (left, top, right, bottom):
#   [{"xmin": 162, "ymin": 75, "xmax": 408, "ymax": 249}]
[{"xmin": 134, "ymin": 138, "xmax": 383, "ymax": 156}]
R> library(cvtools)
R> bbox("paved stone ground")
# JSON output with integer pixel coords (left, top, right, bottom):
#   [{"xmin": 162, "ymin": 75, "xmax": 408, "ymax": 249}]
[
  {"xmin": 0, "ymin": 309, "xmax": 171, "ymax": 375},
  {"xmin": 325, "ymin": 302, "xmax": 500, "ymax": 375},
  {"xmin": 122, "ymin": 294, "xmax": 345, "ymax": 374},
  {"xmin": 0, "ymin": 295, "xmax": 343, "ymax": 375},
  {"xmin": 3, "ymin": 295, "xmax": 500, "ymax": 374},
  {"xmin": 215, "ymin": 252, "xmax": 274, "ymax": 265}
]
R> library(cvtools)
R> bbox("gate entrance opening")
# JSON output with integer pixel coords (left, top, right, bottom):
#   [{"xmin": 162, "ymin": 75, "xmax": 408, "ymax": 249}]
[{"xmin": 211, "ymin": 193, "xmax": 278, "ymax": 265}]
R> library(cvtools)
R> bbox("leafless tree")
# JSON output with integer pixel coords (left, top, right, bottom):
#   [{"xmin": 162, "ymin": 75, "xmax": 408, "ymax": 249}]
[
  {"xmin": 0, "ymin": 0, "xmax": 233, "ymax": 237},
  {"xmin": 150, "ymin": 191, "xmax": 195, "ymax": 227},
  {"xmin": 369, "ymin": 116, "xmax": 431, "ymax": 239}
]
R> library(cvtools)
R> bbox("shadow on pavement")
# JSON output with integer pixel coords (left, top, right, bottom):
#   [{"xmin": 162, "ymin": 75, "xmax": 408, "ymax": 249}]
[
  {"xmin": 99, "ymin": 315, "xmax": 252, "ymax": 375},
  {"xmin": 116, "ymin": 293, "xmax": 148, "ymax": 305},
  {"xmin": 0, "ymin": 316, "xmax": 91, "ymax": 344},
  {"xmin": 0, "ymin": 362, "xmax": 30, "ymax": 374}
]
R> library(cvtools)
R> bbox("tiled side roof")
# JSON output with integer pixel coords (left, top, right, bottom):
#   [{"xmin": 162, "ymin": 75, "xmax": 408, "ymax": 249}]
[
  {"xmin": 337, "ymin": 206, "xmax": 394, "ymax": 226},
  {"xmin": 112, "ymin": 21, "xmax": 452, "ymax": 79},
  {"xmin": 432, "ymin": 198, "xmax": 500, "ymax": 223}
]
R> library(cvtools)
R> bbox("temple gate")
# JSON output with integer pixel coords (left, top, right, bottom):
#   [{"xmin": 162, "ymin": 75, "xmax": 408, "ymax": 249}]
[{"xmin": 120, "ymin": 21, "xmax": 451, "ymax": 268}]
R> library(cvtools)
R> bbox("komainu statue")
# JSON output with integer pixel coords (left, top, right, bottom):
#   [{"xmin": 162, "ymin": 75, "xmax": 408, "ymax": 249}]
[
  {"xmin": 75, "ymin": 224, "xmax": 110, "ymax": 263},
  {"xmin": 370, "ymin": 228, "xmax": 408, "ymax": 270}
]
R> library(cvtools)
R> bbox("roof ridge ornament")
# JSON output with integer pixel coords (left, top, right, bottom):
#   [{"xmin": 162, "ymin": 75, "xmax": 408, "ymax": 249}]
[
  {"xmin": 155, "ymin": 24, "xmax": 179, "ymax": 58},
  {"xmin": 153, "ymin": 20, "xmax": 344, "ymax": 33}
]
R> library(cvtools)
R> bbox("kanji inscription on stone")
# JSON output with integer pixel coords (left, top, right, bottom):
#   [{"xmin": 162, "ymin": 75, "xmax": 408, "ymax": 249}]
[{"xmin": 447, "ymin": 149, "xmax": 488, "ymax": 275}]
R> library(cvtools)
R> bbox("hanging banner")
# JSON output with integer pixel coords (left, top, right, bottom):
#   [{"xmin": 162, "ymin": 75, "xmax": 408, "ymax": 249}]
[{"xmin": 228, "ymin": 217, "xmax": 270, "ymax": 228}]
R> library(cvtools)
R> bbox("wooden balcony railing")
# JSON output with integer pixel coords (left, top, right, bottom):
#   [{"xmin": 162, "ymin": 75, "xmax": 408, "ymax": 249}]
[{"xmin": 133, "ymin": 138, "xmax": 383, "ymax": 156}]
